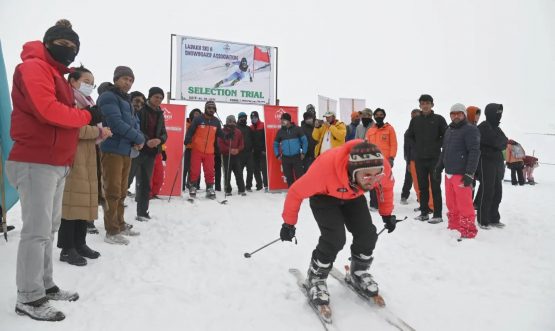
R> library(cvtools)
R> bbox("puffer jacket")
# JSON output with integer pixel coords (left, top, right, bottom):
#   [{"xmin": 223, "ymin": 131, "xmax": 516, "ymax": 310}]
[
  {"xmin": 312, "ymin": 120, "xmax": 347, "ymax": 157},
  {"xmin": 437, "ymin": 120, "xmax": 481, "ymax": 175},
  {"xmin": 365, "ymin": 123, "xmax": 398, "ymax": 160}
]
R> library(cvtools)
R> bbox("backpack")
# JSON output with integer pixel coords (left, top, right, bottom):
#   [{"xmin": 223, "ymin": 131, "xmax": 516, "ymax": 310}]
[{"xmin": 511, "ymin": 144, "xmax": 525, "ymax": 159}]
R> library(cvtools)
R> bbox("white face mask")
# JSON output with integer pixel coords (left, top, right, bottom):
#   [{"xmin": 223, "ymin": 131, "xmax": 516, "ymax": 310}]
[{"xmin": 78, "ymin": 82, "xmax": 95, "ymax": 97}]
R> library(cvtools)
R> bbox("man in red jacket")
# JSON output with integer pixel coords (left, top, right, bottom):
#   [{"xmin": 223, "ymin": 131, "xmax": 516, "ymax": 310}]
[
  {"xmin": 280, "ymin": 140, "xmax": 396, "ymax": 308},
  {"xmin": 5, "ymin": 19, "xmax": 101, "ymax": 322}
]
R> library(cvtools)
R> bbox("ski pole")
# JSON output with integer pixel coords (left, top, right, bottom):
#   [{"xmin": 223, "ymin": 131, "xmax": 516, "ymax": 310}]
[
  {"xmin": 0, "ymin": 144, "xmax": 8, "ymax": 241},
  {"xmin": 168, "ymin": 148, "xmax": 185, "ymax": 203},
  {"xmin": 224, "ymin": 137, "xmax": 232, "ymax": 197},
  {"xmin": 244, "ymin": 238, "xmax": 281, "ymax": 258},
  {"xmin": 377, "ymin": 216, "xmax": 407, "ymax": 236}
]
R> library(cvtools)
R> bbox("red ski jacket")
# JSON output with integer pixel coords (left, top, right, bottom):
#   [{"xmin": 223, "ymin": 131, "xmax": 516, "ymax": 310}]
[
  {"xmin": 282, "ymin": 139, "xmax": 394, "ymax": 225},
  {"xmin": 9, "ymin": 41, "xmax": 91, "ymax": 166}
]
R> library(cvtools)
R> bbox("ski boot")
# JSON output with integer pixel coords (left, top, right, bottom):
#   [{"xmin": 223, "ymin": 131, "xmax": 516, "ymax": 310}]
[
  {"xmin": 189, "ymin": 186, "xmax": 197, "ymax": 198},
  {"xmin": 305, "ymin": 258, "xmax": 332, "ymax": 306},
  {"xmin": 349, "ymin": 254, "xmax": 379, "ymax": 298},
  {"xmin": 214, "ymin": 80, "xmax": 224, "ymax": 88},
  {"xmin": 206, "ymin": 185, "xmax": 216, "ymax": 199}
]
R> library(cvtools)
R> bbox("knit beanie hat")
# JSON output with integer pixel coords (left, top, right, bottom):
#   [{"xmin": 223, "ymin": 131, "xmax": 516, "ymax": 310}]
[
  {"xmin": 250, "ymin": 111, "xmax": 259, "ymax": 118},
  {"xmin": 281, "ymin": 113, "xmax": 292, "ymax": 121},
  {"xmin": 148, "ymin": 87, "xmax": 164, "ymax": 99},
  {"xmin": 226, "ymin": 115, "xmax": 236, "ymax": 124},
  {"xmin": 348, "ymin": 142, "xmax": 384, "ymax": 182},
  {"xmin": 205, "ymin": 100, "xmax": 216, "ymax": 109},
  {"xmin": 306, "ymin": 104, "xmax": 316, "ymax": 112},
  {"xmin": 238, "ymin": 112, "xmax": 247, "ymax": 119},
  {"xmin": 113, "ymin": 66, "xmax": 135, "ymax": 82},
  {"xmin": 43, "ymin": 19, "xmax": 80, "ymax": 52},
  {"xmin": 450, "ymin": 103, "xmax": 467, "ymax": 116}
]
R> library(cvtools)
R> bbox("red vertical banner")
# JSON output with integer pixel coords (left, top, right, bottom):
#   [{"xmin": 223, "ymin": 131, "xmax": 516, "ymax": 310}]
[
  {"xmin": 159, "ymin": 104, "xmax": 186, "ymax": 196},
  {"xmin": 263, "ymin": 105, "xmax": 299, "ymax": 191}
]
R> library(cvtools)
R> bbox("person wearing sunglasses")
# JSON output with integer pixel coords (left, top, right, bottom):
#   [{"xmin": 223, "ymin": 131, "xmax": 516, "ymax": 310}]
[{"xmin": 279, "ymin": 139, "xmax": 397, "ymax": 309}]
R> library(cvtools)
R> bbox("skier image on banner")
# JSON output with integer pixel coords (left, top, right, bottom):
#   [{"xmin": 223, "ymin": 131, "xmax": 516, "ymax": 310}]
[
  {"xmin": 280, "ymin": 139, "xmax": 397, "ymax": 323},
  {"xmin": 214, "ymin": 57, "xmax": 253, "ymax": 88}
]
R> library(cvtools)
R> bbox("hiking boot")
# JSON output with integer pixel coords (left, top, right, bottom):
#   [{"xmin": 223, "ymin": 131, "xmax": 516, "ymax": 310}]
[
  {"xmin": 306, "ymin": 258, "xmax": 332, "ymax": 306},
  {"xmin": 104, "ymin": 234, "xmax": 130, "ymax": 245},
  {"xmin": 350, "ymin": 254, "xmax": 379, "ymax": 297},
  {"xmin": 239, "ymin": 192, "xmax": 247, "ymax": 196},
  {"xmin": 478, "ymin": 223, "xmax": 491, "ymax": 230},
  {"xmin": 59, "ymin": 248, "xmax": 87, "ymax": 266},
  {"xmin": 45, "ymin": 286, "xmax": 79, "ymax": 301},
  {"xmin": 76, "ymin": 245, "xmax": 100, "ymax": 259},
  {"xmin": 121, "ymin": 228, "xmax": 141, "ymax": 236},
  {"xmin": 189, "ymin": 186, "xmax": 197, "ymax": 198},
  {"xmin": 135, "ymin": 213, "xmax": 151, "ymax": 222},
  {"xmin": 490, "ymin": 222, "xmax": 506, "ymax": 229},
  {"xmin": 428, "ymin": 216, "xmax": 444, "ymax": 224},
  {"xmin": 206, "ymin": 185, "xmax": 216, "ymax": 199},
  {"xmin": 414, "ymin": 214, "xmax": 429, "ymax": 221},
  {"xmin": 400, "ymin": 197, "xmax": 409, "ymax": 205},
  {"xmin": 15, "ymin": 298, "xmax": 65, "ymax": 321}
]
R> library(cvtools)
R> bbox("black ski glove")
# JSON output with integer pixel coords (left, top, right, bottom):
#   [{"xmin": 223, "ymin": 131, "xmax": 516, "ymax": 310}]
[
  {"xmin": 382, "ymin": 215, "xmax": 397, "ymax": 233},
  {"xmin": 462, "ymin": 174, "xmax": 474, "ymax": 187},
  {"xmin": 280, "ymin": 223, "xmax": 296, "ymax": 241},
  {"xmin": 85, "ymin": 105, "xmax": 103, "ymax": 125}
]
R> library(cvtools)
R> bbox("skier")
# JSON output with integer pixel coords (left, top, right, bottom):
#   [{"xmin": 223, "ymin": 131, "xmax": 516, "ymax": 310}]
[
  {"xmin": 214, "ymin": 57, "xmax": 253, "ymax": 87},
  {"xmin": 279, "ymin": 139, "xmax": 396, "ymax": 308}
]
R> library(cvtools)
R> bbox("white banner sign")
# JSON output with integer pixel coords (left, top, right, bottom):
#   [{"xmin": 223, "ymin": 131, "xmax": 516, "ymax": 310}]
[
  {"xmin": 339, "ymin": 98, "xmax": 366, "ymax": 122},
  {"xmin": 176, "ymin": 35, "xmax": 276, "ymax": 105},
  {"xmin": 317, "ymin": 95, "xmax": 338, "ymax": 119}
]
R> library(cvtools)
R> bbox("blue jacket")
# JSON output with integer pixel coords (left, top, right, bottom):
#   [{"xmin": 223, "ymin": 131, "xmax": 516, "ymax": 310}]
[
  {"xmin": 98, "ymin": 89, "xmax": 145, "ymax": 156},
  {"xmin": 438, "ymin": 120, "xmax": 481, "ymax": 175},
  {"xmin": 273, "ymin": 124, "xmax": 308, "ymax": 157}
]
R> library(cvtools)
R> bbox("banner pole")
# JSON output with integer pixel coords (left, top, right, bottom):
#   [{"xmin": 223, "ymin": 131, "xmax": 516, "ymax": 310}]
[
  {"xmin": 275, "ymin": 47, "xmax": 279, "ymax": 105},
  {"xmin": 169, "ymin": 34, "xmax": 175, "ymax": 101}
]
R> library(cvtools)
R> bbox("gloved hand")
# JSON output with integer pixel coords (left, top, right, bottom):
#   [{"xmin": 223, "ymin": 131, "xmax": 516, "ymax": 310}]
[
  {"xmin": 382, "ymin": 215, "xmax": 397, "ymax": 233},
  {"xmin": 462, "ymin": 174, "xmax": 474, "ymax": 187},
  {"xmin": 280, "ymin": 223, "xmax": 296, "ymax": 241},
  {"xmin": 389, "ymin": 157, "xmax": 394, "ymax": 168},
  {"xmin": 86, "ymin": 105, "xmax": 103, "ymax": 125}
]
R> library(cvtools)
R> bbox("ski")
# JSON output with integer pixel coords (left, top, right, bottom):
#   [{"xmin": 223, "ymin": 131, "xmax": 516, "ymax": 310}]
[
  {"xmin": 329, "ymin": 267, "xmax": 415, "ymax": 331},
  {"xmin": 289, "ymin": 268, "xmax": 337, "ymax": 331}
]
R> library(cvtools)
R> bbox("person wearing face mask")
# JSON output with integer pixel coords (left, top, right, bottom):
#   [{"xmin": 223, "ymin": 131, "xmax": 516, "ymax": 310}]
[
  {"xmin": 273, "ymin": 113, "xmax": 308, "ymax": 187},
  {"xmin": 132, "ymin": 87, "xmax": 168, "ymax": 222},
  {"xmin": 474, "ymin": 103, "xmax": 508, "ymax": 229},
  {"xmin": 56, "ymin": 66, "xmax": 112, "ymax": 267},
  {"xmin": 236, "ymin": 112, "xmax": 255, "ymax": 191},
  {"xmin": 300, "ymin": 111, "xmax": 318, "ymax": 170},
  {"xmin": 405, "ymin": 94, "xmax": 448, "ymax": 224},
  {"xmin": 354, "ymin": 108, "xmax": 373, "ymax": 139},
  {"xmin": 5, "ymin": 19, "xmax": 103, "ymax": 321},
  {"xmin": 98, "ymin": 66, "xmax": 145, "ymax": 245},
  {"xmin": 434, "ymin": 104, "xmax": 480, "ymax": 240},
  {"xmin": 219, "ymin": 115, "xmax": 246, "ymax": 195},
  {"xmin": 249, "ymin": 111, "xmax": 268, "ymax": 191},
  {"xmin": 312, "ymin": 110, "xmax": 347, "ymax": 157},
  {"xmin": 346, "ymin": 112, "xmax": 361, "ymax": 142}
]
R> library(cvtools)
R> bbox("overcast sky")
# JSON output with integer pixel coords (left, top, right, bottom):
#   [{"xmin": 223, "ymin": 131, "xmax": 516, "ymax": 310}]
[{"xmin": 1, "ymin": 0, "xmax": 554, "ymax": 134}]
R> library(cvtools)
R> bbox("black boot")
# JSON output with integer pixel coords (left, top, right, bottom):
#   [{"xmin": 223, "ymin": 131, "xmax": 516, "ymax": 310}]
[
  {"xmin": 60, "ymin": 248, "xmax": 87, "ymax": 266},
  {"xmin": 76, "ymin": 245, "xmax": 100, "ymax": 259},
  {"xmin": 306, "ymin": 258, "xmax": 332, "ymax": 305},
  {"xmin": 350, "ymin": 254, "xmax": 379, "ymax": 297}
]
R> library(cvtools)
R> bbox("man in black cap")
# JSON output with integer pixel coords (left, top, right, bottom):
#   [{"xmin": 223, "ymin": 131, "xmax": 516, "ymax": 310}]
[
  {"xmin": 248, "ymin": 111, "xmax": 268, "ymax": 191},
  {"xmin": 131, "ymin": 87, "xmax": 167, "ymax": 221},
  {"xmin": 6, "ymin": 19, "xmax": 102, "ymax": 322}
]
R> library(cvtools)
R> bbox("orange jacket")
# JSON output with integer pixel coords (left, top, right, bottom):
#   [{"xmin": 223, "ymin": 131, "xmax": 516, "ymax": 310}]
[
  {"xmin": 184, "ymin": 114, "xmax": 223, "ymax": 154},
  {"xmin": 365, "ymin": 123, "xmax": 397, "ymax": 160},
  {"xmin": 282, "ymin": 139, "xmax": 394, "ymax": 225}
]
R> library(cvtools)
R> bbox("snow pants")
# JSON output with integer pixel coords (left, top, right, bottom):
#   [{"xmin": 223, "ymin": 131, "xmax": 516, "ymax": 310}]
[
  {"xmin": 5, "ymin": 161, "xmax": 69, "ymax": 303},
  {"xmin": 282, "ymin": 154, "xmax": 304, "ymax": 187},
  {"xmin": 190, "ymin": 149, "xmax": 215, "ymax": 186},
  {"xmin": 309, "ymin": 194, "xmax": 377, "ymax": 264},
  {"xmin": 475, "ymin": 158, "xmax": 504, "ymax": 226},
  {"xmin": 445, "ymin": 174, "xmax": 477, "ymax": 238}
]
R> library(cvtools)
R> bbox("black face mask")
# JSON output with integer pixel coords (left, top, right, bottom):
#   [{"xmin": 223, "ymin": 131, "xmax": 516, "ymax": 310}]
[
  {"xmin": 361, "ymin": 118, "xmax": 373, "ymax": 127},
  {"xmin": 47, "ymin": 44, "xmax": 76, "ymax": 66},
  {"xmin": 375, "ymin": 117, "xmax": 385, "ymax": 126},
  {"xmin": 238, "ymin": 118, "xmax": 247, "ymax": 125},
  {"xmin": 351, "ymin": 120, "xmax": 360, "ymax": 126}
]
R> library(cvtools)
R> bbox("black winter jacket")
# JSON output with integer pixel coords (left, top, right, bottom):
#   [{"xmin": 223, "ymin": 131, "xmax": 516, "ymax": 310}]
[
  {"xmin": 301, "ymin": 120, "xmax": 317, "ymax": 158},
  {"xmin": 478, "ymin": 103, "xmax": 508, "ymax": 163},
  {"xmin": 137, "ymin": 103, "xmax": 168, "ymax": 155},
  {"xmin": 237, "ymin": 123, "xmax": 254, "ymax": 154},
  {"xmin": 405, "ymin": 111, "xmax": 448, "ymax": 159},
  {"xmin": 438, "ymin": 120, "xmax": 481, "ymax": 175}
]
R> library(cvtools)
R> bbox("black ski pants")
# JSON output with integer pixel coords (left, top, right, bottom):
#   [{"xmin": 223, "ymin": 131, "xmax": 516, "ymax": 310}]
[
  {"xmin": 132, "ymin": 153, "xmax": 156, "ymax": 217},
  {"xmin": 415, "ymin": 157, "xmax": 442, "ymax": 217},
  {"xmin": 508, "ymin": 162, "xmax": 525, "ymax": 185},
  {"xmin": 248, "ymin": 151, "xmax": 268, "ymax": 189},
  {"xmin": 239, "ymin": 151, "xmax": 254, "ymax": 187},
  {"xmin": 475, "ymin": 158, "xmax": 504, "ymax": 226},
  {"xmin": 282, "ymin": 154, "xmax": 304, "ymax": 187},
  {"xmin": 214, "ymin": 152, "xmax": 222, "ymax": 191},
  {"xmin": 57, "ymin": 219, "xmax": 88, "ymax": 249},
  {"xmin": 223, "ymin": 155, "xmax": 246, "ymax": 194},
  {"xmin": 310, "ymin": 195, "xmax": 378, "ymax": 265}
]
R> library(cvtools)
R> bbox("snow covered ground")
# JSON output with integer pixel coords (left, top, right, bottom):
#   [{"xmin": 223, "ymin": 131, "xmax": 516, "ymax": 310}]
[{"xmin": 1, "ymin": 137, "xmax": 555, "ymax": 331}]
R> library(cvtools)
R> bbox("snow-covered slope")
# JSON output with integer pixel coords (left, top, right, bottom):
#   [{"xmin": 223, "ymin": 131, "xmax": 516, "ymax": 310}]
[{"xmin": 1, "ymin": 143, "xmax": 554, "ymax": 330}]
